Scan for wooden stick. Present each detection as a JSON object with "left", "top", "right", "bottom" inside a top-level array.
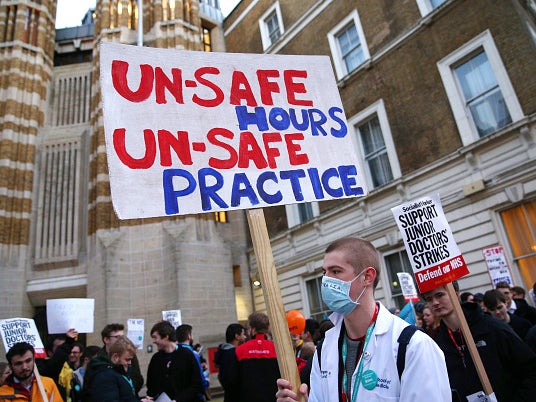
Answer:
[
  {"left": 34, "top": 366, "right": 50, "bottom": 402},
  {"left": 247, "top": 208, "right": 304, "bottom": 401},
  {"left": 445, "top": 282, "right": 494, "bottom": 395}
]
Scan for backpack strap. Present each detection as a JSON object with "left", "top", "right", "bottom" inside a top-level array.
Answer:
[{"left": 396, "top": 325, "right": 423, "bottom": 380}]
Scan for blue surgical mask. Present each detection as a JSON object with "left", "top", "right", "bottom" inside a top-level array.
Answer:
[{"left": 321, "top": 270, "right": 368, "bottom": 316}]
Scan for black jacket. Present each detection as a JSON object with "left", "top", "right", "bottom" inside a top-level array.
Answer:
[
  {"left": 434, "top": 302, "right": 536, "bottom": 402},
  {"left": 214, "top": 343, "right": 239, "bottom": 402},
  {"left": 514, "top": 298, "right": 536, "bottom": 325},
  {"left": 146, "top": 346, "right": 203, "bottom": 401},
  {"left": 87, "top": 355, "right": 139, "bottom": 402}
]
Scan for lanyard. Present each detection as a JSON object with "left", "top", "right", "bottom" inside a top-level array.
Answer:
[
  {"left": 447, "top": 327, "right": 467, "bottom": 368},
  {"left": 121, "top": 374, "right": 135, "bottom": 394},
  {"left": 341, "top": 305, "right": 379, "bottom": 402}
]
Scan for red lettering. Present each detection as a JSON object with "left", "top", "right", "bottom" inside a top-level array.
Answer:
[
  {"left": 238, "top": 132, "right": 268, "bottom": 169},
  {"left": 230, "top": 71, "right": 258, "bottom": 106},
  {"left": 285, "top": 133, "right": 309, "bottom": 165},
  {"left": 262, "top": 133, "right": 282, "bottom": 168},
  {"left": 257, "top": 70, "right": 280, "bottom": 106},
  {"left": 113, "top": 128, "right": 156, "bottom": 169},
  {"left": 155, "top": 67, "right": 184, "bottom": 104},
  {"left": 111, "top": 60, "right": 153, "bottom": 102},
  {"left": 192, "top": 67, "right": 224, "bottom": 107},
  {"left": 207, "top": 128, "right": 237, "bottom": 169},
  {"left": 284, "top": 70, "right": 313, "bottom": 107},
  {"left": 157, "top": 130, "right": 192, "bottom": 166}
]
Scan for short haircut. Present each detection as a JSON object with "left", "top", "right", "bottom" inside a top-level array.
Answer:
[
  {"left": 495, "top": 281, "right": 510, "bottom": 290},
  {"left": 150, "top": 320, "right": 177, "bottom": 342},
  {"left": 108, "top": 337, "right": 136, "bottom": 358},
  {"left": 6, "top": 342, "right": 34, "bottom": 364},
  {"left": 70, "top": 342, "right": 84, "bottom": 353},
  {"left": 483, "top": 289, "right": 506, "bottom": 311},
  {"left": 225, "top": 323, "right": 245, "bottom": 343},
  {"left": 304, "top": 318, "right": 320, "bottom": 337},
  {"left": 101, "top": 323, "right": 125, "bottom": 341},
  {"left": 460, "top": 292, "right": 473, "bottom": 302},
  {"left": 176, "top": 324, "right": 193, "bottom": 343},
  {"left": 511, "top": 286, "right": 525, "bottom": 296},
  {"left": 325, "top": 237, "right": 381, "bottom": 288},
  {"left": 81, "top": 345, "right": 101, "bottom": 362},
  {"left": 248, "top": 312, "right": 270, "bottom": 334},
  {"left": 45, "top": 334, "right": 66, "bottom": 354}
]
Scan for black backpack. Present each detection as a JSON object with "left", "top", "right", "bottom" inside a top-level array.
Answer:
[{"left": 316, "top": 325, "right": 422, "bottom": 380}]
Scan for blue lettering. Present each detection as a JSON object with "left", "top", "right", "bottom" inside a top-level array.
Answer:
[
  {"left": 307, "top": 168, "right": 325, "bottom": 199},
  {"left": 163, "top": 169, "right": 197, "bottom": 214},
  {"left": 289, "top": 109, "right": 309, "bottom": 131},
  {"left": 268, "top": 107, "right": 291, "bottom": 131},
  {"left": 321, "top": 167, "right": 343, "bottom": 197},
  {"left": 231, "top": 173, "right": 260, "bottom": 207},
  {"left": 235, "top": 106, "right": 269, "bottom": 131},
  {"left": 257, "top": 171, "right": 282, "bottom": 204},
  {"left": 338, "top": 165, "right": 364, "bottom": 196},
  {"left": 329, "top": 107, "right": 348, "bottom": 138},
  {"left": 280, "top": 169, "right": 306, "bottom": 201},
  {"left": 308, "top": 109, "right": 328, "bottom": 136},
  {"left": 198, "top": 168, "right": 228, "bottom": 210}
]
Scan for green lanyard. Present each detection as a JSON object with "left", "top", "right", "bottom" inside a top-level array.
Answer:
[{"left": 341, "top": 321, "right": 376, "bottom": 402}]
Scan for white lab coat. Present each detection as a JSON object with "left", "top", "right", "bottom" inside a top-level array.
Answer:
[{"left": 309, "top": 302, "right": 451, "bottom": 402}]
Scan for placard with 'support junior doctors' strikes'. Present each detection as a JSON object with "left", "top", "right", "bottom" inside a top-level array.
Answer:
[
  {"left": 391, "top": 193, "right": 470, "bottom": 293},
  {"left": 100, "top": 42, "right": 367, "bottom": 220}
]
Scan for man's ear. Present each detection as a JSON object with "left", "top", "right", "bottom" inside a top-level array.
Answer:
[
  {"left": 364, "top": 266, "right": 377, "bottom": 286},
  {"left": 110, "top": 353, "right": 119, "bottom": 364}
]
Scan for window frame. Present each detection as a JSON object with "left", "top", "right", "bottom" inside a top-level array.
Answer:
[
  {"left": 285, "top": 202, "right": 319, "bottom": 228},
  {"left": 437, "top": 30, "right": 524, "bottom": 146},
  {"left": 327, "top": 9, "right": 370, "bottom": 80},
  {"left": 347, "top": 99, "right": 401, "bottom": 190},
  {"left": 259, "top": 1, "right": 284, "bottom": 50},
  {"left": 415, "top": 0, "right": 447, "bottom": 16},
  {"left": 382, "top": 248, "right": 415, "bottom": 309},
  {"left": 303, "top": 274, "right": 331, "bottom": 322}
]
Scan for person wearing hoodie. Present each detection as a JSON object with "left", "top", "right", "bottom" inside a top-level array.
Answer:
[
  {"left": 423, "top": 283, "right": 536, "bottom": 401},
  {"left": 213, "top": 323, "right": 246, "bottom": 402},
  {"left": 87, "top": 337, "right": 151, "bottom": 402}
]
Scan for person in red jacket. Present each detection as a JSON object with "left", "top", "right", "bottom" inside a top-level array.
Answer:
[{"left": 233, "top": 312, "right": 281, "bottom": 402}]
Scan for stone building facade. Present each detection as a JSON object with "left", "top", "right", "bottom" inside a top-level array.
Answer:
[
  {"left": 0, "top": 0, "right": 253, "bottom": 377},
  {"left": 224, "top": 0, "right": 536, "bottom": 318}
]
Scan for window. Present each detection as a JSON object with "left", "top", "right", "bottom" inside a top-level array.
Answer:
[
  {"left": 327, "top": 10, "right": 370, "bottom": 80},
  {"left": 501, "top": 200, "right": 536, "bottom": 290},
  {"left": 384, "top": 250, "right": 415, "bottom": 309},
  {"left": 453, "top": 51, "right": 512, "bottom": 137},
  {"left": 348, "top": 99, "right": 401, "bottom": 190},
  {"left": 416, "top": 0, "right": 446, "bottom": 16},
  {"left": 285, "top": 202, "right": 319, "bottom": 228},
  {"left": 214, "top": 211, "right": 227, "bottom": 222},
  {"left": 437, "top": 30, "right": 523, "bottom": 146},
  {"left": 201, "top": 27, "right": 212, "bottom": 52},
  {"left": 259, "top": 2, "right": 284, "bottom": 50},
  {"left": 305, "top": 276, "right": 331, "bottom": 322}
]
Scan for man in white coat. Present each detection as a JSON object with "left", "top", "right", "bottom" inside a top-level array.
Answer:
[{"left": 276, "top": 237, "right": 451, "bottom": 402}]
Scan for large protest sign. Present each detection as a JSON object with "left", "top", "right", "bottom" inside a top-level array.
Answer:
[
  {"left": 100, "top": 42, "right": 367, "bottom": 219},
  {"left": 391, "top": 193, "right": 469, "bottom": 293},
  {"left": 46, "top": 298, "right": 95, "bottom": 334},
  {"left": 0, "top": 318, "right": 46, "bottom": 358},
  {"left": 482, "top": 245, "right": 514, "bottom": 286}
]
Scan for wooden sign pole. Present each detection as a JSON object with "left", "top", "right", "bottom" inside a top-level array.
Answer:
[
  {"left": 34, "top": 366, "right": 50, "bottom": 402},
  {"left": 445, "top": 282, "right": 494, "bottom": 396},
  {"left": 247, "top": 208, "right": 304, "bottom": 401}
]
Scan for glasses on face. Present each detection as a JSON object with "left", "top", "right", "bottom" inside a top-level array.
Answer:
[{"left": 70, "top": 351, "right": 81, "bottom": 355}]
